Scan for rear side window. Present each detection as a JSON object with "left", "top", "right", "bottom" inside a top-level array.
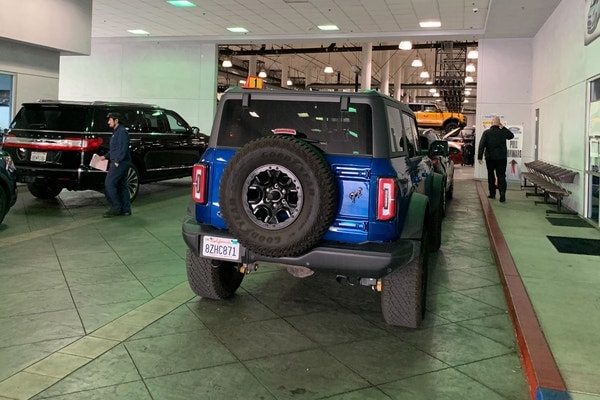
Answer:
[
  {"left": 217, "top": 98, "right": 372, "bottom": 155},
  {"left": 11, "top": 105, "right": 88, "bottom": 132},
  {"left": 91, "top": 108, "right": 138, "bottom": 132},
  {"left": 401, "top": 112, "right": 420, "bottom": 157}
]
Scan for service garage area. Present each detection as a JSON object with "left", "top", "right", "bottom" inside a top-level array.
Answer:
[{"left": 1, "top": 1, "right": 600, "bottom": 399}]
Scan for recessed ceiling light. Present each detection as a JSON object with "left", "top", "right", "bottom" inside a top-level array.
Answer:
[
  {"left": 227, "top": 27, "right": 249, "bottom": 33},
  {"left": 419, "top": 21, "right": 441, "bottom": 28},
  {"left": 318, "top": 25, "right": 339, "bottom": 31},
  {"left": 127, "top": 29, "right": 150, "bottom": 35},
  {"left": 167, "top": 0, "right": 196, "bottom": 7}
]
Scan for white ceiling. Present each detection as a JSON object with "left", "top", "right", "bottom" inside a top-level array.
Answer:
[
  {"left": 89, "top": 0, "right": 562, "bottom": 104},
  {"left": 91, "top": 0, "right": 561, "bottom": 42}
]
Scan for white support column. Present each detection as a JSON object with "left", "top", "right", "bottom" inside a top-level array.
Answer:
[
  {"left": 360, "top": 43, "right": 373, "bottom": 90},
  {"left": 380, "top": 50, "right": 390, "bottom": 95},
  {"left": 248, "top": 55, "right": 257, "bottom": 77},
  {"left": 280, "top": 57, "right": 290, "bottom": 88},
  {"left": 393, "top": 56, "right": 403, "bottom": 101}
]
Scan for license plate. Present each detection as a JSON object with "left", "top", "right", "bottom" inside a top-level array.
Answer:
[
  {"left": 30, "top": 151, "right": 47, "bottom": 162},
  {"left": 201, "top": 236, "right": 241, "bottom": 261}
]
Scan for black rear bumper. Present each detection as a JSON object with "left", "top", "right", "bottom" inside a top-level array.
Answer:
[
  {"left": 182, "top": 217, "right": 418, "bottom": 278},
  {"left": 16, "top": 165, "right": 106, "bottom": 190}
]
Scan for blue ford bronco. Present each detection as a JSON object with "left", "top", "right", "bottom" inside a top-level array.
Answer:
[{"left": 182, "top": 88, "right": 448, "bottom": 328}]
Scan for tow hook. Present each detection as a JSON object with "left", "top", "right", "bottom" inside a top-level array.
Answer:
[{"left": 239, "top": 263, "right": 259, "bottom": 274}]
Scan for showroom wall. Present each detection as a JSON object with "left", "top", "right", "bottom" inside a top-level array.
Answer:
[
  {"left": 59, "top": 40, "right": 218, "bottom": 134},
  {"left": 0, "top": 39, "right": 61, "bottom": 110},
  {"left": 530, "top": 0, "right": 599, "bottom": 213}
]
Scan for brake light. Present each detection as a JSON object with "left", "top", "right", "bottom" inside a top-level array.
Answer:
[
  {"left": 192, "top": 164, "right": 208, "bottom": 204},
  {"left": 377, "top": 177, "right": 396, "bottom": 221},
  {"left": 2, "top": 135, "right": 103, "bottom": 151}
]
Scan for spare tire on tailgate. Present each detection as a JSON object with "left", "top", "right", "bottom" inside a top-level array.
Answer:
[{"left": 219, "top": 135, "right": 338, "bottom": 257}]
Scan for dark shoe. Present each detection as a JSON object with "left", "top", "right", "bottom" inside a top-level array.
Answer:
[{"left": 499, "top": 193, "right": 506, "bottom": 203}]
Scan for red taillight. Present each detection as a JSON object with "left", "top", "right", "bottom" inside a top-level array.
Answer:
[
  {"left": 192, "top": 164, "right": 208, "bottom": 204},
  {"left": 377, "top": 177, "right": 396, "bottom": 221},
  {"left": 2, "top": 135, "right": 103, "bottom": 151}
]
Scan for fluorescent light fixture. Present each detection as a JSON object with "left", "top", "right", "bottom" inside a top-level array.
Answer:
[
  {"left": 425, "top": 80, "right": 433, "bottom": 85},
  {"left": 287, "top": 79, "right": 293, "bottom": 86},
  {"left": 467, "top": 50, "right": 479, "bottom": 59},
  {"left": 419, "top": 20, "right": 441, "bottom": 28},
  {"left": 324, "top": 66, "right": 334, "bottom": 74},
  {"left": 227, "top": 27, "right": 248, "bottom": 33},
  {"left": 420, "top": 70, "right": 430, "bottom": 78},
  {"left": 466, "top": 63, "right": 476, "bottom": 72},
  {"left": 411, "top": 58, "right": 423, "bottom": 67},
  {"left": 258, "top": 70, "right": 267, "bottom": 78},
  {"left": 222, "top": 59, "right": 233, "bottom": 68},
  {"left": 398, "top": 41, "right": 412, "bottom": 50},
  {"left": 465, "top": 76, "right": 474, "bottom": 83},
  {"left": 318, "top": 24, "right": 339, "bottom": 31},
  {"left": 128, "top": 29, "right": 149, "bottom": 35},
  {"left": 167, "top": 0, "right": 196, "bottom": 7}
]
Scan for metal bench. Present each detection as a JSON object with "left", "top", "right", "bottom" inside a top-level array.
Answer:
[{"left": 522, "top": 161, "right": 578, "bottom": 213}]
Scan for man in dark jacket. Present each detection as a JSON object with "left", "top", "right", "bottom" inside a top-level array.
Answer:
[
  {"left": 99, "top": 112, "right": 132, "bottom": 217},
  {"left": 477, "top": 116, "right": 515, "bottom": 202}
]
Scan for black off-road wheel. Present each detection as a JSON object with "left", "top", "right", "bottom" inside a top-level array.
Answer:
[
  {"left": 0, "top": 189, "right": 7, "bottom": 224},
  {"left": 27, "top": 182, "right": 63, "bottom": 199},
  {"left": 127, "top": 164, "right": 140, "bottom": 201},
  {"left": 186, "top": 250, "right": 244, "bottom": 299},
  {"left": 381, "top": 223, "right": 429, "bottom": 328},
  {"left": 444, "top": 121, "right": 459, "bottom": 133},
  {"left": 428, "top": 192, "right": 443, "bottom": 252},
  {"left": 219, "top": 136, "right": 338, "bottom": 257}
]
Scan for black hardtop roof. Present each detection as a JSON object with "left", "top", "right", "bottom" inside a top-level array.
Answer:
[
  {"left": 22, "top": 100, "right": 162, "bottom": 108},
  {"left": 221, "top": 88, "right": 413, "bottom": 112}
]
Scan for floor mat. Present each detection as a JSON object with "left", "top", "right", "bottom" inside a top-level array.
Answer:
[
  {"left": 547, "top": 236, "right": 600, "bottom": 256},
  {"left": 546, "top": 217, "right": 592, "bottom": 227}
]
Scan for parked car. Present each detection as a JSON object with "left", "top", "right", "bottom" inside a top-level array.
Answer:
[
  {"left": 444, "top": 126, "right": 476, "bottom": 166},
  {"left": 0, "top": 149, "right": 17, "bottom": 224},
  {"left": 2, "top": 101, "right": 209, "bottom": 200},
  {"left": 419, "top": 128, "right": 454, "bottom": 205},
  {"left": 407, "top": 102, "right": 466, "bottom": 133},
  {"left": 182, "top": 88, "right": 447, "bottom": 328}
]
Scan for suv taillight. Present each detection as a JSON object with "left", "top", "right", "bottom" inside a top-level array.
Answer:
[
  {"left": 377, "top": 177, "right": 396, "bottom": 221},
  {"left": 2, "top": 135, "right": 103, "bottom": 151},
  {"left": 192, "top": 164, "right": 208, "bottom": 204}
]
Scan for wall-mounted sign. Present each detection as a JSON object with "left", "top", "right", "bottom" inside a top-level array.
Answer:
[{"left": 585, "top": 0, "right": 600, "bottom": 45}]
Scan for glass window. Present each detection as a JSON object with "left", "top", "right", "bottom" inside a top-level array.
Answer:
[
  {"left": 140, "top": 110, "right": 168, "bottom": 133},
  {"left": 165, "top": 111, "right": 189, "bottom": 134},
  {"left": 12, "top": 105, "right": 88, "bottom": 132},
  {"left": 402, "top": 112, "right": 419, "bottom": 156},
  {"left": 386, "top": 105, "right": 404, "bottom": 154},
  {"left": 91, "top": 108, "right": 138, "bottom": 132},
  {"left": 217, "top": 98, "right": 372, "bottom": 155}
]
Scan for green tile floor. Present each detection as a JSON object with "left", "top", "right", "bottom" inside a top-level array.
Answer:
[{"left": 0, "top": 167, "right": 594, "bottom": 399}]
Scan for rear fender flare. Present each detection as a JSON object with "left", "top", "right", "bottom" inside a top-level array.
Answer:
[
  {"left": 427, "top": 172, "right": 444, "bottom": 213},
  {"left": 400, "top": 192, "right": 428, "bottom": 240}
]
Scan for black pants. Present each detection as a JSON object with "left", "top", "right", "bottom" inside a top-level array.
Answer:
[{"left": 485, "top": 158, "right": 507, "bottom": 197}]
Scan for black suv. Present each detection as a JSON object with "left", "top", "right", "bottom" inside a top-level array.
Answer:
[
  {"left": 2, "top": 101, "right": 209, "bottom": 200},
  {"left": 0, "top": 148, "right": 17, "bottom": 224},
  {"left": 182, "top": 89, "right": 447, "bottom": 328}
]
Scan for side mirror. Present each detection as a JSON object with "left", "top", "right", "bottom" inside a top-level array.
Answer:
[
  {"left": 429, "top": 140, "right": 449, "bottom": 157},
  {"left": 191, "top": 126, "right": 200, "bottom": 135}
]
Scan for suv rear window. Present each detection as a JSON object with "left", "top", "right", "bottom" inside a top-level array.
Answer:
[
  {"left": 217, "top": 99, "right": 372, "bottom": 155},
  {"left": 11, "top": 105, "right": 88, "bottom": 132}
]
